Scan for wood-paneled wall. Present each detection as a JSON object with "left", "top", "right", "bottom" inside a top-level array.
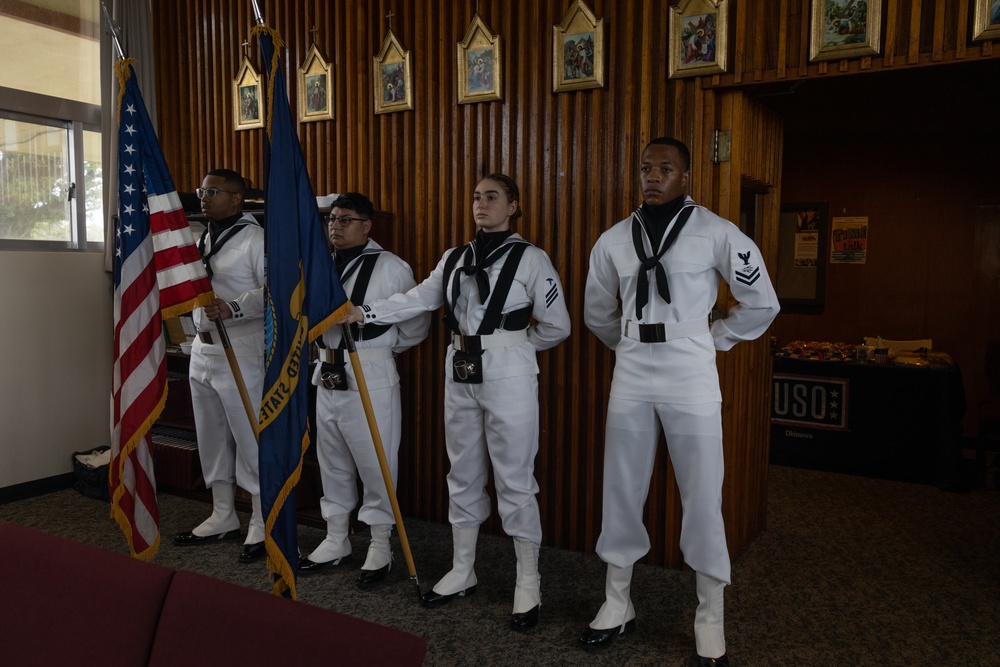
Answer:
[
  {"left": 150, "top": 0, "right": 782, "bottom": 568},
  {"left": 711, "top": 0, "right": 996, "bottom": 87}
]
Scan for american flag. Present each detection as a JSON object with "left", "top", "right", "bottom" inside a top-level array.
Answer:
[{"left": 110, "top": 59, "right": 214, "bottom": 560}]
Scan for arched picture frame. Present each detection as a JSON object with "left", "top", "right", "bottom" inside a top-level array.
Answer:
[
  {"left": 233, "top": 56, "right": 263, "bottom": 131},
  {"left": 552, "top": 0, "right": 604, "bottom": 93},
  {"left": 458, "top": 14, "right": 502, "bottom": 104},
  {"left": 298, "top": 43, "right": 333, "bottom": 123},
  {"left": 373, "top": 29, "right": 413, "bottom": 114}
]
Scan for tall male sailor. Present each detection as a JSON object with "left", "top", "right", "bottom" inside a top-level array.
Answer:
[
  {"left": 174, "top": 169, "right": 267, "bottom": 564},
  {"left": 580, "top": 138, "right": 779, "bottom": 666}
]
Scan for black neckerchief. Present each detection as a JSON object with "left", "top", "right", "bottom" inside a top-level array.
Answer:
[
  {"left": 198, "top": 212, "right": 246, "bottom": 279},
  {"left": 475, "top": 229, "right": 512, "bottom": 256},
  {"left": 640, "top": 196, "right": 686, "bottom": 250},
  {"left": 631, "top": 198, "right": 694, "bottom": 319},
  {"left": 333, "top": 242, "right": 367, "bottom": 280},
  {"left": 459, "top": 230, "right": 514, "bottom": 303}
]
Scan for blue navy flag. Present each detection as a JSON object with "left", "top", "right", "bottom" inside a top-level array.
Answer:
[{"left": 253, "top": 25, "right": 350, "bottom": 599}]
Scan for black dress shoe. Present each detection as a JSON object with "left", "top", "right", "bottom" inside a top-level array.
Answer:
[
  {"left": 697, "top": 655, "right": 730, "bottom": 666},
  {"left": 173, "top": 529, "right": 240, "bottom": 546},
  {"left": 357, "top": 562, "right": 391, "bottom": 589},
  {"left": 577, "top": 619, "right": 636, "bottom": 650},
  {"left": 238, "top": 542, "right": 265, "bottom": 563},
  {"left": 509, "top": 605, "right": 539, "bottom": 631},
  {"left": 297, "top": 553, "right": 353, "bottom": 573},
  {"left": 419, "top": 585, "right": 477, "bottom": 608}
]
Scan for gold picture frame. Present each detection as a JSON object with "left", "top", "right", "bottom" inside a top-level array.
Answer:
[
  {"left": 552, "top": 0, "right": 604, "bottom": 93},
  {"left": 458, "top": 14, "right": 502, "bottom": 104},
  {"left": 298, "top": 43, "right": 333, "bottom": 123},
  {"left": 809, "top": 0, "right": 883, "bottom": 62},
  {"left": 233, "top": 56, "right": 263, "bottom": 131},
  {"left": 668, "top": 0, "right": 729, "bottom": 79},
  {"left": 972, "top": 0, "right": 1000, "bottom": 41},
  {"left": 373, "top": 29, "right": 413, "bottom": 115}
]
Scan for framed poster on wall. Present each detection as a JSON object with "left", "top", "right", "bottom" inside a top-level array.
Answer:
[{"left": 776, "top": 202, "right": 828, "bottom": 307}]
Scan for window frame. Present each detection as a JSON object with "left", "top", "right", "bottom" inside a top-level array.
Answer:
[{"left": 0, "top": 85, "right": 103, "bottom": 252}]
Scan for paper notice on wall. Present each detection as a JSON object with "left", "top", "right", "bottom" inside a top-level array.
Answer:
[
  {"left": 793, "top": 231, "right": 820, "bottom": 267},
  {"left": 831, "top": 216, "right": 868, "bottom": 264}
]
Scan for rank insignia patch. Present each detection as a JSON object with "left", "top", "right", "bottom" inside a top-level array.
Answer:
[
  {"left": 545, "top": 277, "right": 559, "bottom": 308},
  {"left": 734, "top": 250, "right": 760, "bottom": 286}
]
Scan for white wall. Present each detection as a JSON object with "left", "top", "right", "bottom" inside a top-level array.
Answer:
[{"left": 0, "top": 251, "right": 113, "bottom": 488}]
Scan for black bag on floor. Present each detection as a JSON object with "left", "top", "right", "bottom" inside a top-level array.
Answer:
[{"left": 72, "top": 446, "right": 111, "bottom": 501}]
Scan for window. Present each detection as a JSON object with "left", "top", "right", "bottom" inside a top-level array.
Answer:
[
  {"left": 0, "top": 100, "right": 102, "bottom": 249},
  {"left": 0, "top": 0, "right": 102, "bottom": 251}
]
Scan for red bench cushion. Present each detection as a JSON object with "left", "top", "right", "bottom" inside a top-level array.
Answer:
[
  {"left": 149, "top": 570, "right": 426, "bottom": 667},
  {"left": 0, "top": 522, "right": 175, "bottom": 667}
]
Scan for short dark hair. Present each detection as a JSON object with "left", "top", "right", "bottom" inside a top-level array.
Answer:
[
  {"left": 483, "top": 173, "right": 522, "bottom": 220},
  {"left": 331, "top": 192, "right": 374, "bottom": 219},
  {"left": 644, "top": 137, "right": 691, "bottom": 172},
  {"left": 206, "top": 169, "right": 247, "bottom": 195}
]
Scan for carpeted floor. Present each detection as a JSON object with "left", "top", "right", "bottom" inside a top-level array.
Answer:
[{"left": 1, "top": 465, "right": 997, "bottom": 666}]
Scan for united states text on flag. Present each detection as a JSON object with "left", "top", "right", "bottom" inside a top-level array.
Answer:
[
  {"left": 253, "top": 25, "right": 350, "bottom": 598},
  {"left": 110, "top": 59, "right": 214, "bottom": 560}
]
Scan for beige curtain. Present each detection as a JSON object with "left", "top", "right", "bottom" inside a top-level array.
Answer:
[{"left": 102, "top": 0, "right": 156, "bottom": 271}]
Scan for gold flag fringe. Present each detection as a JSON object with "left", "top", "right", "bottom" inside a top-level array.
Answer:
[
  {"left": 161, "top": 292, "right": 215, "bottom": 323},
  {"left": 310, "top": 301, "right": 352, "bottom": 345},
  {"left": 249, "top": 24, "right": 285, "bottom": 143},
  {"left": 113, "top": 58, "right": 136, "bottom": 125},
  {"left": 264, "top": 426, "right": 310, "bottom": 600}
]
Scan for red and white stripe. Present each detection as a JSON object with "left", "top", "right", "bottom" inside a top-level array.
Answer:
[{"left": 111, "top": 224, "right": 164, "bottom": 561}]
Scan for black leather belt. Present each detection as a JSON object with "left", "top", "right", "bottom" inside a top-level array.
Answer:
[{"left": 198, "top": 331, "right": 214, "bottom": 344}]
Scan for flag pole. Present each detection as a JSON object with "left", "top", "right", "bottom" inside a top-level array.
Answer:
[
  {"left": 213, "top": 315, "right": 260, "bottom": 442},
  {"left": 340, "top": 322, "right": 422, "bottom": 602},
  {"left": 100, "top": 1, "right": 124, "bottom": 61}
]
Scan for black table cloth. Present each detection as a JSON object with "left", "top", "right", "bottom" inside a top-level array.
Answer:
[{"left": 770, "top": 356, "right": 965, "bottom": 488}]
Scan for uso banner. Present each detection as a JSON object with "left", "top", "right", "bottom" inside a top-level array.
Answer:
[{"left": 772, "top": 373, "right": 849, "bottom": 431}]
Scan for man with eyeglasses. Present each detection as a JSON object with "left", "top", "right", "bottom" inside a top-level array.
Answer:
[
  {"left": 173, "top": 169, "right": 268, "bottom": 565},
  {"left": 299, "top": 192, "right": 429, "bottom": 589}
]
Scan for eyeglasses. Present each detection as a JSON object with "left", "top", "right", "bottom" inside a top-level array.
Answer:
[
  {"left": 326, "top": 215, "right": 368, "bottom": 227},
  {"left": 196, "top": 187, "right": 239, "bottom": 199}
]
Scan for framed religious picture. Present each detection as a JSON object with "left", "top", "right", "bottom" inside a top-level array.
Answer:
[
  {"left": 668, "top": 0, "right": 729, "bottom": 79},
  {"left": 809, "top": 0, "right": 883, "bottom": 62},
  {"left": 972, "top": 0, "right": 1000, "bottom": 41},
  {"left": 552, "top": 0, "right": 604, "bottom": 93},
  {"left": 373, "top": 29, "right": 413, "bottom": 114},
  {"left": 233, "top": 56, "right": 263, "bottom": 131},
  {"left": 457, "top": 14, "right": 502, "bottom": 104},
  {"left": 298, "top": 43, "right": 333, "bottom": 123}
]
